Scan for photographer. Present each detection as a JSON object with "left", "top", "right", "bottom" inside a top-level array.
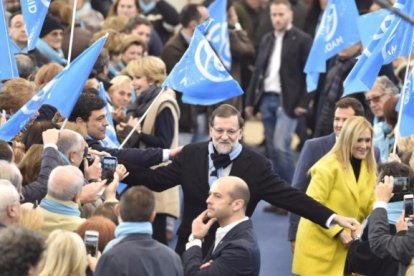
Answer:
[{"left": 368, "top": 167, "right": 414, "bottom": 276}]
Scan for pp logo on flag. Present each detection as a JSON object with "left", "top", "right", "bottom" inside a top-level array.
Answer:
[
  {"left": 324, "top": 4, "right": 338, "bottom": 42},
  {"left": 206, "top": 22, "right": 231, "bottom": 69},
  {"left": 195, "top": 39, "right": 231, "bottom": 83}
]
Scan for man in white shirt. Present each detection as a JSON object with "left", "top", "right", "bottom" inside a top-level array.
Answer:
[{"left": 182, "top": 176, "right": 260, "bottom": 276}]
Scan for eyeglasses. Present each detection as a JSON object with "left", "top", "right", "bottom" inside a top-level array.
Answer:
[
  {"left": 366, "top": 94, "right": 385, "bottom": 105},
  {"left": 212, "top": 127, "right": 240, "bottom": 136}
]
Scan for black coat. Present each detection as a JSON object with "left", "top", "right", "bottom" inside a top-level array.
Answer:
[
  {"left": 182, "top": 220, "right": 260, "bottom": 276},
  {"left": 246, "top": 27, "right": 312, "bottom": 117},
  {"left": 124, "top": 141, "right": 334, "bottom": 255}
]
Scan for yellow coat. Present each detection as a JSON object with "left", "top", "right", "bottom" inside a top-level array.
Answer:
[{"left": 292, "top": 153, "right": 376, "bottom": 276}]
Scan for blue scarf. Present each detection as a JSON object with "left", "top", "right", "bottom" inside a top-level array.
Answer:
[
  {"left": 208, "top": 141, "right": 242, "bottom": 186},
  {"left": 139, "top": 0, "right": 156, "bottom": 14},
  {"left": 36, "top": 39, "right": 67, "bottom": 66},
  {"left": 39, "top": 196, "right": 81, "bottom": 217},
  {"left": 103, "top": 222, "right": 153, "bottom": 253}
]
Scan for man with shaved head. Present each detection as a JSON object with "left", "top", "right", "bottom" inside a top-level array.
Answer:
[
  {"left": 36, "top": 165, "right": 86, "bottom": 236},
  {"left": 182, "top": 176, "right": 260, "bottom": 276}
]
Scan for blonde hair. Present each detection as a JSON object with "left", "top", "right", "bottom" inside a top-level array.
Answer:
[
  {"left": 102, "top": 15, "right": 129, "bottom": 33},
  {"left": 34, "top": 63, "right": 64, "bottom": 89},
  {"left": 39, "top": 230, "right": 87, "bottom": 276},
  {"left": 123, "top": 56, "right": 166, "bottom": 86},
  {"left": 329, "top": 116, "right": 376, "bottom": 173},
  {"left": 109, "top": 75, "right": 133, "bottom": 95}
]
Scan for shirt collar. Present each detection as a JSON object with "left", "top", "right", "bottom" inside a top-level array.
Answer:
[{"left": 216, "top": 216, "right": 249, "bottom": 240}]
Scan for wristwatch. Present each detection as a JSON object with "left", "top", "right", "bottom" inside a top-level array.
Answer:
[{"left": 188, "top": 233, "right": 203, "bottom": 242}]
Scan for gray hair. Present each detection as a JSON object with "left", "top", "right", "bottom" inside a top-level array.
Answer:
[
  {"left": 56, "top": 129, "right": 84, "bottom": 156},
  {"left": 47, "top": 166, "right": 84, "bottom": 201},
  {"left": 375, "top": 76, "right": 399, "bottom": 96},
  {"left": 0, "top": 179, "right": 20, "bottom": 214},
  {"left": 0, "top": 161, "right": 22, "bottom": 193}
]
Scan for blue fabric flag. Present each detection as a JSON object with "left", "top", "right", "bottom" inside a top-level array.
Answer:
[
  {"left": 206, "top": 0, "right": 231, "bottom": 70},
  {"left": 162, "top": 28, "right": 243, "bottom": 105},
  {"left": 357, "top": 9, "right": 390, "bottom": 49},
  {"left": 343, "top": 0, "right": 414, "bottom": 96},
  {"left": 98, "top": 83, "right": 121, "bottom": 148},
  {"left": 304, "top": 0, "right": 360, "bottom": 92},
  {"left": 398, "top": 68, "right": 414, "bottom": 137},
  {"left": 21, "top": 0, "right": 50, "bottom": 51},
  {"left": 0, "top": 2, "right": 18, "bottom": 81},
  {"left": 0, "top": 35, "right": 107, "bottom": 141}
]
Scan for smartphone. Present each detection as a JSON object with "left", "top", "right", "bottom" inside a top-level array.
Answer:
[
  {"left": 101, "top": 156, "right": 118, "bottom": 183},
  {"left": 404, "top": 194, "right": 414, "bottom": 221},
  {"left": 84, "top": 230, "right": 99, "bottom": 257}
]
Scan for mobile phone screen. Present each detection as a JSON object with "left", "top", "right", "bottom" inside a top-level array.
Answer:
[
  {"left": 101, "top": 157, "right": 117, "bottom": 183},
  {"left": 404, "top": 197, "right": 414, "bottom": 218},
  {"left": 84, "top": 232, "right": 99, "bottom": 257}
]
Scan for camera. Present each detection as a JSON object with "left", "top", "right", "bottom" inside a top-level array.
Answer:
[
  {"left": 83, "top": 147, "right": 95, "bottom": 166},
  {"left": 101, "top": 156, "right": 118, "bottom": 183},
  {"left": 84, "top": 230, "right": 99, "bottom": 257},
  {"left": 392, "top": 177, "right": 410, "bottom": 194}
]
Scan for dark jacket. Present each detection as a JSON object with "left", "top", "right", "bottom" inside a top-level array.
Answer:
[
  {"left": 94, "top": 233, "right": 183, "bottom": 276},
  {"left": 246, "top": 26, "right": 312, "bottom": 118},
  {"left": 22, "top": 147, "right": 61, "bottom": 204},
  {"left": 124, "top": 141, "right": 334, "bottom": 255},
  {"left": 182, "top": 220, "right": 260, "bottom": 276},
  {"left": 86, "top": 138, "right": 163, "bottom": 169}
]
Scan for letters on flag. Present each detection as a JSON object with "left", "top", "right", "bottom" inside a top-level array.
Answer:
[
  {"left": 0, "top": 35, "right": 107, "bottom": 141},
  {"left": 21, "top": 0, "right": 50, "bottom": 50},
  {"left": 0, "top": 2, "right": 18, "bottom": 80},
  {"left": 343, "top": 0, "right": 414, "bottom": 95},
  {"left": 304, "top": 0, "right": 360, "bottom": 92},
  {"left": 98, "top": 83, "right": 121, "bottom": 148},
  {"left": 206, "top": 0, "right": 231, "bottom": 70},
  {"left": 398, "top": 68, "right": 414, "bottom": 137},
  {"left": 162, "top": 28, "right": 243, "bottom": 105}
]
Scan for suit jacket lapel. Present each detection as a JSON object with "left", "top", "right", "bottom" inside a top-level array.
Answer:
[
  {"left": 229, "top": 146, "right": 252, "bottom": 177},
  {"left": 207, "top": 220, "right": 252, "bottom": 260},
  {"left": 195, "top": 142, "right": 212, "bottom": 196}
]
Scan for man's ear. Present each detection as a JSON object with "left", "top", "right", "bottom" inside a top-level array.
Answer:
[
  {"left": 149, "top": 211, "right": 156, "bottom": 223},
  {"left": 6, "top": 204, "right": 19, "bottom": 219},
  {"left": 232, "top": 199, "right": 244, "bottom": 212},
  {"left": 114, "top": 203, "right": 121, "bottom": 217}
]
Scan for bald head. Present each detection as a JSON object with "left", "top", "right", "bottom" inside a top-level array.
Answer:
[
  {"left": 0, "top": 179, "right": 20, "bottom": 225},
  {"left": 216, "top": 176, "right": 250, "bottom": 209},
  {"left": 57, "top": 129, "right": 84, "bottom": 155},
  {"left": 47, "top": 166, "right": 84, "bottom": 201},
  {"left": 56, "top": 129, "right": 85, "bottom": 166}
]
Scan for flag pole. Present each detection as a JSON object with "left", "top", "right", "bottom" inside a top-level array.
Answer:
[
  {"left": 118, "top": 87, "right": 167, "bottom": 149},
  {"left": 392, "top": 39, "right": 414, "bottom": 154},
  {"left": 61, "top": 0, "right": 78, "bottom": 130}
]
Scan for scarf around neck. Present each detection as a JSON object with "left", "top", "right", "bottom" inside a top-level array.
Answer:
[
  {"left": 103, "top": 221, "right": 153, "bottom": 253},
  {"left": 39, "top": 196, "right": 81, "bottom": 217},
  {"left": 135, "top": 85, "right": 160, "bottom": 117},
  {"left": 208, "top": 141, "right": 242, "bottom": 186}
]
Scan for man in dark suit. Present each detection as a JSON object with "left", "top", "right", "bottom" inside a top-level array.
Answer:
[
  {"left": 125, "top": 104, "right": 360, "bottom": 256},
  {"left": 182, "top": 176, "right": 260, "bottom": 276},
  {"left": 245, "top": 0, "right": 311, "bottom": 184},
  {"left": 288, "top": 97, "right": 365, "bottom": 245}
]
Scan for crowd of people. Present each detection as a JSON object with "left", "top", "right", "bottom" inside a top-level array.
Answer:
[{"left": 1, "top": 0, "right": 414, "bottom": 275}]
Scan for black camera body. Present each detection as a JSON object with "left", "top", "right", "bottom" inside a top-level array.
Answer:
[{"left": 389, "top": 176, "right": 412, "bottom": 202}]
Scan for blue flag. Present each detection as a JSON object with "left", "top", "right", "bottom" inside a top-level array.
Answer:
[
  {"left": 0, "top": 35, "right": 107, "bottom": 141},
  {"left": 398, "top": 68, "right": 414, "bottom": 137},
  {"left": 357, "top": 9, "right": 389, "bottom": 49},
  {"left": 304, "top": 0, "right": 360, "bottom": 92},
  {"left": 21, "top": 0, "right": 50, "bottom": 51},
  {"left": 343, "top": 0, "right": 414, "bottom": 96},
  {"left": 206, "top": 0, "right": 231, "bottom": 70},
  {"left": 162, "top": 28, "right": 243, "bottom": 105},
  {"left": 98, "top": 83, "right": 121, "bottom": 148},
  {"left": 0, "top": 2, "right": 18, "bottom": 81}
]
